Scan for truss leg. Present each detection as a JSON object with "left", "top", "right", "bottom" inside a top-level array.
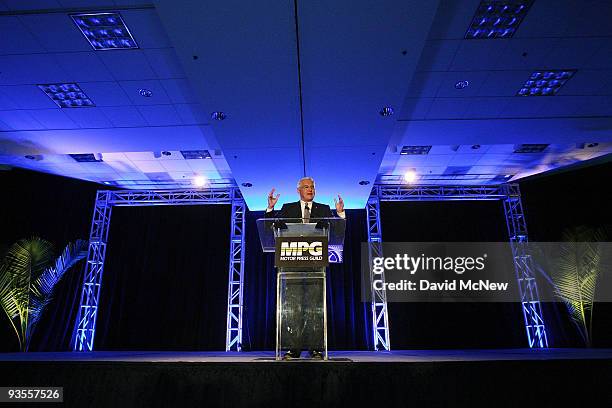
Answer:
[
  {"left": 503, "top": 184, "right": 549, "bottom": 348},
  {"left": 72, "top": 191, "right": 112, "bottom": 351},
  {"left": 366, "top": 188, "right": 391, "bottom": 351},
  {"left": 226, "top": 189, "right": 246, "bottom": 351}
]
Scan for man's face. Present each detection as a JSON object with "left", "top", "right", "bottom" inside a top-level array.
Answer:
[{"left": 297, "top": 180, "right": 315, "bottom": 202}]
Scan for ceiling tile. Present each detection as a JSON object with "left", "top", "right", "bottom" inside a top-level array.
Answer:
[
  {"left": 100, "top": 106, "right": 147, "bottom": 127},
  {"left": 144, "top": 48, "right": 184, "bottom": 78},
  {"left": 124, "top": 152, "right": 155, "bottom": 160},
  {"left": 415, "top": 40, "right": 461, "bottom": 71},
  {"left": 98, "top": 50, "right": 157, "bottom": 81},
  {"left": 119, "top": 80, "right": 171, "bottom": 105},
  {"left": 449, "top": 40, "right": 510, "bottom": 71},
  {"left": 558, "top": 70, "right": 612, "bottom": 96},
  {"left": 426, "top": 98, "right": 471, "bottom": 119},
  {"left": 477, "top": 71, "right": 532, "bottom": 97},
  {"left": 54, "top": 52, "right": 115, "bottom": 82},
  {"left": 175, "top": 104, "right": 208, "bottom": 125},
  {"left": 0, "top": 16, "right": 44, "bottom": 54},
  {"left": 397, "top": 97, "right": 433, "bottom": 120},
  {"left": 464, "top": 97, "right": 508, "bottom": 119},
  {"left": 131, "top": 160, "right": 165, "bottom": 172},
  {"left": 405, "top": 71, "right": 446, "bottom": 98},
  {"left": 586, "top": 40, "right": 612, "bottom": 69},
  {"left": 187, "top": 158, "right": 217, "bottom": 172},
  {"left": 3, "top": 0, "right": 61, "bottom": 10},
  {"left": 498, "top": 97, "right": 546, "bottom": 118},
  {"left": 160, "top": 159, "right": 191, "bottom": 172},
  {"left": 78, "top": 82, "right": 132, "bottom": 106},
  {"left": 120, "top": 9, "right": 173, "bottom": 49},
  {"left": 547, "top": 38, "right": 605, "bottom": 69},
  {"left": 0, "top": 88, "right": 18, "bottom": 110},
  {"left": 476, "top": 154, "right": 511, "bottom": 165},
  {"left": 0, "top": 54, "right": 69, "bottom": 85},
  {"left": 514, "top": 0, "right": 576, "bottom": 38},
  {"left": 63, "top": 107, "right": 113, "bottom": 128},
  {"left": 0, "top": 109, "right": 44, "bottom": 130},
  {"left": 18, "top": 13, "right": 91, "bottom": 52},
  {"left": 137, "top": 105, "right": 181, "bottom": 126},
  {"left": 100, "top": 152, "right": 129, "bottom": 162},
  {"left": 448, "top": 153, "right": 483, "bottom": 165},
  {"left": 58, "top": 0, "right": 114, "bottom": 6},
  {"left": 30, "top": 108, "right": 78, "bottom": 129},
  {"left": 160, "top": 78, "right": 199, "bottom": 104}
]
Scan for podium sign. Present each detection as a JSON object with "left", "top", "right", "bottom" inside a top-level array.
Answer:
[{"left": 275, "top": 236, "right": 329, "bottom": 268}]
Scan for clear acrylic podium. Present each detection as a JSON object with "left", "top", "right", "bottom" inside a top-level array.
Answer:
[{"left": 256, "top": 217, "right": 345, "bottom": 360}]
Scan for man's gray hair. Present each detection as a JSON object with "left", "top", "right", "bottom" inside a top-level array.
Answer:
[{"left": 297, "top": 177, "right": 315, "bottom": 188}]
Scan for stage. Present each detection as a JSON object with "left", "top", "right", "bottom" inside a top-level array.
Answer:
[{"left": 3, "top": 349, "right": 612, "bottom": 407}]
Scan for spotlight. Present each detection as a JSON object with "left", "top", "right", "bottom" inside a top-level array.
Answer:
[
  {"left": 193, "top": 175, "right": 207, "bottom": 187},
  {"left": 138, "top": 89, "right": 153, "bottom": 97},
  {"left": 379, "top": 106, "right": 394, "bottom": 117},
  {"left": 404, "top": 170, "right": 417, "bottom": 183},
  {"left": 455, "top": 80, "right": 470, "bottom": 89},
  {"left": 211, "top": 111, "right": 227, "bottom": 121}
]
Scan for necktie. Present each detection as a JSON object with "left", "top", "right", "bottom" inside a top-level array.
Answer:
[{"left": 303, "top": 203, "right": 310, "bottom": 223}]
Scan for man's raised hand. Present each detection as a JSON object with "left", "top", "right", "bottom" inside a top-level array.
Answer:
[
  {"left": 267, "top": 188, "right": 280, "bottom": 209},
  {"left": 334, "top": 194, "right": 344, "bottom": 214}
]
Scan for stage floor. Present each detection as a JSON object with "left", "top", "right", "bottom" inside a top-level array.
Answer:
[{"left": 2, "top": 348, "right": 612, "bottom": 362}]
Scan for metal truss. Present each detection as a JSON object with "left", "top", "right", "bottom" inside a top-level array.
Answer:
[
  {"left": 366, "top": 190, "right": 391, "bottom": 351},
  {"left": 73, "top": 187, "right": 244, "bottom": 352},
  {"left": 501, "top": 184, "right": 549, "bottom": 348},
  {"left": 226, "top": 189, "right": 246, "bottom": 351},
  {"left": 369, "top": 184, "right": 549, "bottom": 350}
]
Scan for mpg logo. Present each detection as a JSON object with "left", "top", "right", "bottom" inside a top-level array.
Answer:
[{"left": 275, "top": 237, "right": 329, "bottom": 268}]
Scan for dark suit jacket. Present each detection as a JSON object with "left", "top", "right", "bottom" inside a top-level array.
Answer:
[{"left": 265, "top": 201, "right": 334, "bottom": 220}]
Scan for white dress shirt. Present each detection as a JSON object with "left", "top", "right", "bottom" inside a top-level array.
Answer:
[{"left": 266, "top": 199, "right": 346, "bottom": 219}]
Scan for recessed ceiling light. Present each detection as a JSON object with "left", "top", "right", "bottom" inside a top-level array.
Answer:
[
  {"left": 71, "top": 12, "right": 138, "bottom": 50},
  {"left": 587, "top": 143, "right": 599, "bottom": 148},
  {"left": 517, "top": 70, "right": 576, "bottom": 96},
  {"left": 161, "top": 151, "right": 172, "bottom": 156},
  {"left": 241, "top": 182, "right": 253, "bottom": 187},
  {"left": 359, "top": 180, "right": 370, "bottom": 185},
  {"left": 471, "top": 144, "right": 481, "bottom": 149},
  {"left": 379, "top": 106, "right": 394, "bottom": 117},
  {"left": 24, "top": 155, "right": 39, "bottom": 160},
  {"left": 513, "top": 144, "right": 549, "bottom": 153},
  {"left": 180, "top": 150, "right": 211, "bottom": 160},
  {"left": 38, "top": 83, "right": 94, "bottom": 108},
  {"left": 70, "top": 153, "right": 103, "bottom": 162},
  {"left": 465, "top": 1, "right": 534, "bottom": 39},
  {"left": 211, "top": 111, "right": 227, "bottom": 121},
  {"left": 400, "top": 145, "right": 432, "bottom": 155},
  {"left": 138, "top": 88, "right": 153, "bottom": 97},
  {"left": 455, "top": 80, "right": 470, "bottom": 89}
]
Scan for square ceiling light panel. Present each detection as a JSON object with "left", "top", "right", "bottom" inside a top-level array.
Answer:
[
  {"left": 465, "top": 1, "right": 534, "bottom": 39},
  {"left": 71, "top": 12, "right": 138, "bottom": 50},
  {"left": 180, "top": 150, "right": 212, "bottom": 159},
  {"left": 38, "top": 83, "right": 95, "bottom": 108},
  {"left": 400, "top": 145, "right": 432, "bottom": 155},
  {"left": 517, "top": 70, "right": 576, "bottom": 96}
]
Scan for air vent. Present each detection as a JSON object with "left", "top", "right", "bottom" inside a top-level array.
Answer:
[
  {"left": 513, "top": 144, "right": 549, "bottom": 153},
  {"left": 70, "top": 153, "right": 102, "bottom": 163},
  {"left": 180, "top": 150, "right": 211, "bottom": 160},
  {"left": 465, "top": 1, "right": 533, "bottom": 39},
  {"left": 400, "top": 145, "right": 432, "bottom": 155}
]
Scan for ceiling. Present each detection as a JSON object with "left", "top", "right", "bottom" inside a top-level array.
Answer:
[{"left": 0, "top": 0, "right": 610, "bottom": 210}]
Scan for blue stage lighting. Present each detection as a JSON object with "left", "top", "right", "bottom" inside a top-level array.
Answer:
[
  {"left": 517, "top": 70, "right": 576, "bottom": 96},
  {"left": 38, "top": 83, "right": 94, "bottom": 108},
  {"left": 180, "top": 150, "right": 212, "bottom": 160},
  {"left": 71, "top": 12, "right": 138, "bottom": 50},
  {"left": 465, "top": 1, "right": 533, "bottom": 39},
  {"left": 400, "top": 145, "right": 432, "bottom": 155}
]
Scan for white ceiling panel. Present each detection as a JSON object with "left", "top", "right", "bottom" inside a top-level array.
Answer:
[
  {"left": 564, "top": 1, "right": 612, "bottom": 37},
  {"left": 137, "top": 104, "right": 181, "bottom": 126},
  {"left": 63, "top": 107, "right": 113, "bottom": 128},
  {"left": 97, "top": 50, "right": 157, "bottom": 81},
  {"left": 397, "top": 97, "right": 434, "bottom": 120},
  {"left": 547, "top": 38, "right": 606, "bottom": 69},
  {"left": 558, "top": 70, "right": 612, "bottom": 96},
  {"left": 174, "top": 104, "right": 207, "bottom": 125},
  {"left": 54, "top": 52, "right": 115, "bottom": 82},
  {"left": 426, "top": 98, "right": 471, "bottom": 119},
  {"left": 18, "top": 13, "right": 90, "bottom": 52},
  {"left": 144, "top": 48, "right": 184, "bottom": 78},
  {"left": 493, "top": 38, "right": 561, "bottom": 70},
  {"left": 514, "top": 0, "right": 577, "bottom": 38},
  {"left": 449, "top": 40, "right": 510, "bottom": 71},
  {"left": 130, "top": 159, "right": 165, "bottom": 172},
  {"left": 119, "top": 79, "right": 170, "bottom": 105},
  {"left": 0, "top": 54, "right": 69, "bottom": 85},
  {"left": 477, "top": 71, "right": 531, "bottom": 97},
  {"left": 78, "top": 82, "right": 132, "bottom": 106},
  {"left": 498, "top": 97, "right": 547, "bottom": 118},
  {"left": 120, "top": 9, "right": 173, "bottom": 49},
  {"left": 3, "top": 0, "right": 61, "bottom": 11},
  {"left": 29, "top": 108, "right": 78, "bottom": 129},
  {"left": 123, "top": 151, "right": 154, "bottom": 160},
  {"left": 415, "top": 40, "right": 461, "bottom": 71},
  {"left": 573, "top": 96, "right": 612, "bottom": 116},
  {"left": 586, "top": 40, "right": 612, "bottom": 69},
  {"left": 160, "top": 159, "right": 191, "bottom": 172},
  {"left": 100, "top": 106, "right": 147, "bottom": 127},
  {"left": 405, "top": 71, "right": 446, "bottom": 98},
  {"left": 464, "top": 97, "right": 509, "bottom": 119},
  {"left": 426, "top": 0, "right": 480, "bottom": 40},
  {"left": 0, "top": 109, "right": 44, "bottom": 129},
  {"left": 0, "top": 88, "right": 18, "bottom": 110},
  {"left": 0, "top": 16, "right": 44, "bottom": 54},
  {"left": 435, "top": 71, "right": 490, "bottom": 97},
  {"left": 160, "top": 78, "right": 198, "bottom": 104}
]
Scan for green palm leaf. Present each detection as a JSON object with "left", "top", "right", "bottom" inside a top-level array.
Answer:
[{"left": 0, "top": 237, "right": 87, "bottom": 351}]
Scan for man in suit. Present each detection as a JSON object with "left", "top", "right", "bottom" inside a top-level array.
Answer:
[{"left": 266, "top": 177, "right": 345, "bottom": 360}]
